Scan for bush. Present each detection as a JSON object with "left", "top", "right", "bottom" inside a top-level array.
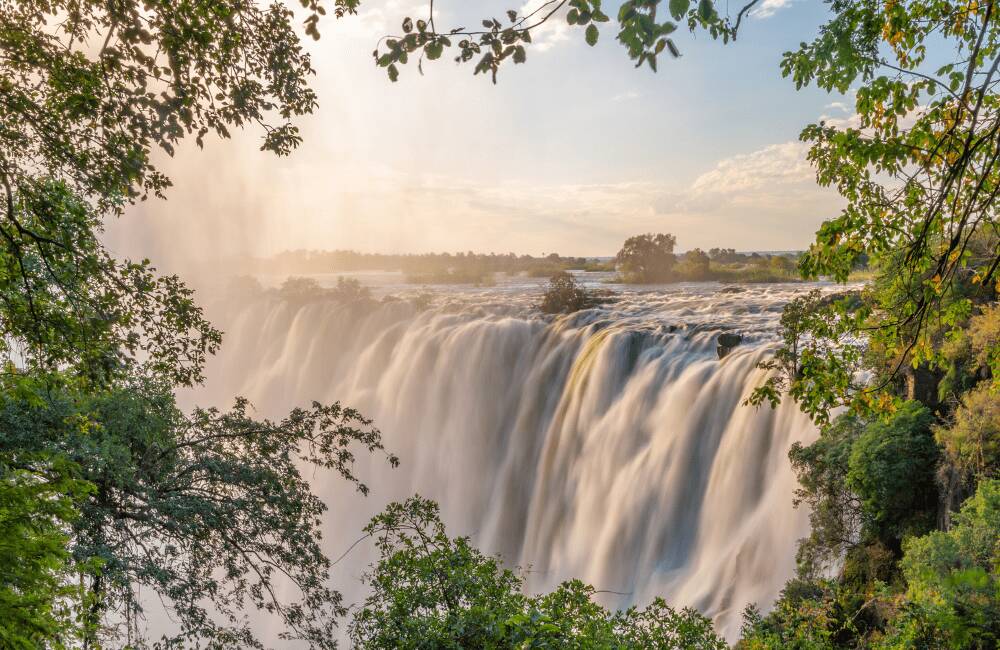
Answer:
[
  {"left": 278, "top": 276, "right": 323, "bottom": 302},
  {"left": 675, "top": 248, "right": 712, "bottom": 280},
  {"left": 891, "top": 480, "right": 1000, "bottom": 649},
  {"left": 351, "top": 496, "right": 728, "bottom": 649},
  {"left": 789, "top": 414, "right": 865, "bottom": 578},
  {"left": 615, "top": 233, "right": 677, "bottom": 283},
  {"left": 847, "top": 402, "right": 940, "bottom": 545},
  {"left": 540, "top": 272, "right": 596, "bottom": 314},
  {"left": 936, "top": 384, "right": 1000, "bottom": 507},
  {"left": 329, "top": 276, "right": 373, "bottom": 302}
]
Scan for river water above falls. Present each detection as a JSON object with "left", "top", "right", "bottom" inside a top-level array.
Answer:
[{"left": 190, "top": 274, "right": 839, "bottom": 641}]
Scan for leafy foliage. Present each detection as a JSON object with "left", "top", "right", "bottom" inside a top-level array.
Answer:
[
  {"left": 936, "top": 384, "right": 1000, "bottom": 507},
  {"left": 742, "top": 0, "right": 1000, "bottom": 420},
  {"left": 1, "top": 371, "right": 397, "bottom": 648},
  {"left": 846, "top": 402, "right": 940, "bottom": 546},
  {"left": 1, "top": 0, "right": 342, "bottom": 209},
  {"left": 0, "top": 181, "right": 219, "bottom": 387},
  {"left": 788, "top": 402, "right": 941, "bottom": 587},
  {"left": 539, "top": 271, "right": 598, "bottom": 314},
  {"left": 351, "top": 496, "right": 728, "bottom": 649},
  {"left": 371, "top": 1, "right": 760, "bottom": 83},
  {"left": 747, "top": 289, "right": 868, "bottom": 424},
  {"left": 894, "top": 480, "right": 1000, "bottom": 649},
  {"left": 675, "top": 247, "right": 711, "bottom": 280},
  {"left": 789, "top": 414, "right": 865, "bottom": 579},
  {"left": 615, "top": 232, "right": 678, "bottom": 283},
  {"left": 0, "top": 3, "right": 400, "bottom": 647},
  {"left": 0, "top": 444, "right": 92, "bottom": 649}
]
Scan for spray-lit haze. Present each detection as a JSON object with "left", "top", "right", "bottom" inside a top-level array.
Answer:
[{"left": 105, "top": 0, "right": 849, "bottom": 270}]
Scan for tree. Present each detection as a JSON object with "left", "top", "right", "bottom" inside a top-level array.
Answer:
[
  {"left": 540, "top": 271, "right": 596, "bottom": 314},
  {"left": 935, "top": 383, "right": 1000, "bottom": 511},
  {"left": 0, "top": 441, "right": 92, "bottom": 649},
  {"left": 846, "top": 402, "right": 940, "bottom": 548},
  {"left": 1, "top": 3, "right": 399, "bottom": 647},
  {"left": 615, "top": 233, "right": 678, "bottom": 283},
  {"left": 1, "top": 369, "right": 398, "bottom": 648},
  {"left": 677, "top": 248, "right": 711, "bottom": 281},
  {"left": 788, "top": 414, "right": 865, "bottom": 579},
  {"left": 746, "top": 1, "right": 1000, "bottom": 420},
  {"left": 893, "top": 480, "right": 1000, "bottom": 649},
  {"left": 350, "top": 496, "right": 727, "bottom": 649},
  {"left": 788, "top": 403, "right": 941, "bottom": 584}
]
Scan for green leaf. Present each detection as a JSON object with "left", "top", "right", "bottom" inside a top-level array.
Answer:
[
  {"left": 585, "top": 24, "right": 599, "bottom": 46},
  {"left": 698, "top": 0, "right": 714, "bottom": 21},
  {"left": 668, "top": 0, "right": 690, "bottom": 20},
  {"left": 426, "top": 41, "right": 444, "bottom": 60}
]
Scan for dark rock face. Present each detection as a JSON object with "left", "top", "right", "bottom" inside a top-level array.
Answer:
[
  {"left": 717, "top": 332, "right": 743, "bottom": 359},
  {"left": 906, "top": 364, "right": 942, "bottom": 409}
]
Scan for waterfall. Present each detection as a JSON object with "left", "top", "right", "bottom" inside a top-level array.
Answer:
[{"left": 192, "top": 280, "right": 821, "bottom": 641}]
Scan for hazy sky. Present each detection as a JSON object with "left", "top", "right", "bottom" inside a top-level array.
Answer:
[{"left": 107, "top": 0, "right": 852, "bottom": 264}]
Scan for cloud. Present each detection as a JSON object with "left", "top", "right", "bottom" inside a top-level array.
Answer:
[
  {"left": 107, "top": 134, "right": 844, "bottom": 273},
  {"left": 347, "top": 1, "right": 441, "bottom": 39},
  {"left": 612, "top": 90, "right": 641, "bottom": 102},
  {"left": 520, "top": 0, "right": 573, "bottom": 52},
  {"left": 689, "top": 141, "right": 813, "bottom": 197},
  {"left": 754, "top": 0, "right": 796, "bottom": 18}
]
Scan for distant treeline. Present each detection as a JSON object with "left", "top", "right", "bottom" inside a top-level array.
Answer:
[
  {"left": 246, "top": 250, "right": 613, "bottom": 285},
  {"left": 242, "top": 245, "right": 856, "bottom": 286}
]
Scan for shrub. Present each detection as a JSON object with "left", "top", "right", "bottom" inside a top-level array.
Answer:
[
  {"left": 676, "top": 248, "right": 712, "bottom": 280},
  {"left": 351, "top": 496, "right": 728, "bottom": 649},
  {"left": 891, "top": 480, "right": 1000, "bottom": 649},
  {"left": 540, "top": 272, "right": 596, "bottom": 314},
  {"left": 936, "top": 384, "right": 1000, "bottom": 507},
  {"left": 615, "top": 233, "right": 677, "bottom": 283},
  {"left": 847, "top": 402, "right": 940, "bottom": 546}
]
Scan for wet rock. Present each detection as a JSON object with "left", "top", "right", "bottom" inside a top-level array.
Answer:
[
  {"left": 718, "top": 285, "right": 746, "bottom": 294},
  {"left": 717, "top": 332, "right": 743, "bottom": 359}
]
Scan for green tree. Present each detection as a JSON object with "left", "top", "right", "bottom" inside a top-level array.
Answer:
[
  {"left": 677, "top": 248, "right": 712, "bottom": 281},
  {"left": 0, "top": 372, "right": 396, "bottom": 648},
  {"left": 891, "top": 480, "right": 1000, "bottom": 649},
  {"left": 351, "top": 496, "right": 727, "bottom": 649},
  {"left": 0, "top": 3, "right": 399, "bottom": 647},
  {"left": 615, "top": 233, "right": 678, "bottom": 283},
  {"left": 936, "top": 384, "right": 1000, "bottom": 502},
  {"left": 747, "top": 0, "right": 1000, "bottom": 419},
  {"left": 846, "top": 402, "right": 940, "bottom": 547},
  {"left": 788, "top": 414, "right": 865, "bottom": 579},
  {"left": 0, "top": 442, "right": 92, "bottom": 649},
  {"left": 540, "top": 271, "right": 597, "bottom": 314},
  {"left": 789, "top": 403, "right": 941, "bottom": 586}
]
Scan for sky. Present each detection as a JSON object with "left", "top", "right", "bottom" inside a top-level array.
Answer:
[{"left": 106, "top": 0, "right": 854, "bottom": 265}]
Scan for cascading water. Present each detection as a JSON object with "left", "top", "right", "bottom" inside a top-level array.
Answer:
[{"left": 191, "top": 275, "right": 828, "bottom": 641}]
